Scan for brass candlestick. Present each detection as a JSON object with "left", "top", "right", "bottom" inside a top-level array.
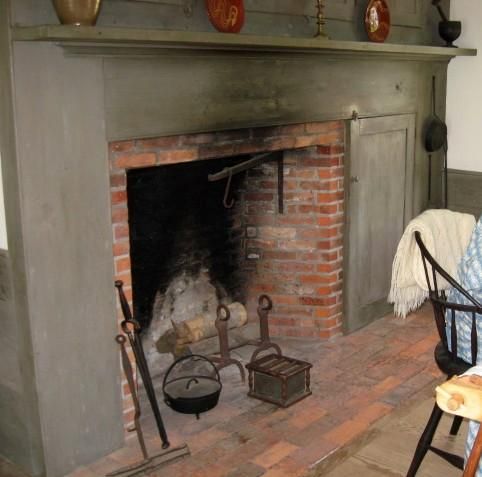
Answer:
[{"left": 315, "top": 0, "right": 329, "bottom": 39}]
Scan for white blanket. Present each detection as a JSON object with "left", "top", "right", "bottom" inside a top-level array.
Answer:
[{"left": 388, "top": 209, "right": 475, "bottom": 317}]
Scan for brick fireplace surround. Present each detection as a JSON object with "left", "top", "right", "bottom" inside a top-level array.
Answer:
[{"left": 109, "top": 120, "right": 345, "bottom": 426}]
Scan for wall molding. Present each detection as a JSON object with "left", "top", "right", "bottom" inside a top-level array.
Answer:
[{"left": 448, "top": 168, "right": 482, "bottom": 217}]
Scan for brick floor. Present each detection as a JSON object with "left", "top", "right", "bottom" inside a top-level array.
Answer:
[{"left": 66, "top": 304, "right": 440, "bottom": 477}]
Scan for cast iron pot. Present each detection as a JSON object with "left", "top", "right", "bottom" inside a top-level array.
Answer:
[{"left": 163, "top": 354, "right": 222, "bottom": 419}]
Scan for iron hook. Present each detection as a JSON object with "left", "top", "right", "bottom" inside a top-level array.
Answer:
[{"left": 223, "top": 170, "right": 235, "bottom": 209}]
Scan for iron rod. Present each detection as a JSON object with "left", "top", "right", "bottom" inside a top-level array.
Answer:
[{"left": 208, "top": 152, "right": 274, "bottom": 181}]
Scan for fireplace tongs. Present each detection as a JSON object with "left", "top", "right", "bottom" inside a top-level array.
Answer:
[{"left": 208, "top": 151, "right": 284, "bottom": 213}]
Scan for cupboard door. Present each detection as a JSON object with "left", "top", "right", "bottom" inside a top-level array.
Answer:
[{"left": 344, "top": 114, "right": 415, "bottom": 333}]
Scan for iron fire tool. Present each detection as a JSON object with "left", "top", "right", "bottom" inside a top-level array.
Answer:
[
  {"left": 107, "top": 335, "right": 190, "bottom": 477},
  {"left": 114, "top": 280, "right": 170, "bottom": 448},
  {"left": 209, "top": 304, "right": 245, "bottom": 382},
  {"left": 247, "top": 294, "right": 282, "bottom": 362}
]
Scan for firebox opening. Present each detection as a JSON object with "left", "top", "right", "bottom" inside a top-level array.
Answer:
[{"left": 127, "top": 155, "right": 250, "bottom": 330}]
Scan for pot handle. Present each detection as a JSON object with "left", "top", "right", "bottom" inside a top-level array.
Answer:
[{"left": 162, "top": 354, "right": 222, "bottom": 390}]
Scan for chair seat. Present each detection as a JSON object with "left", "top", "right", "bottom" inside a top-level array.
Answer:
[{"left": 435, "top": 341, "right": 473, "bottom": 377}]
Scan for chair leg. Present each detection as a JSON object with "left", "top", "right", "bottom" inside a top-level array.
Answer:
[
  {"left": 449, "top": 415, "right": 464, "bottom": 436},
  {"left": 406, "top": 402, "right": 444, "bottom": 477}
]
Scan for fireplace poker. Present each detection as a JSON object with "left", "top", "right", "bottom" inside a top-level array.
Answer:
[
  {"left": 115, "top": 334, "right": 148, "bottom": 460},
  {"left": 108, "top": 334, "right": 190, "bottom": 477},
  {"left": 115, "top": 280, "right": 170, "bottom": 449}
]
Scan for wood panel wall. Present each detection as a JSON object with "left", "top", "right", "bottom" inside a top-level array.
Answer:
[{"left": 11, "top": 0, "right": 448, "bottom": 45}]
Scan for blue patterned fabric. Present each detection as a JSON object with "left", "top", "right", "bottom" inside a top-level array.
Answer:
[
  {"left": 446, "top": 217, "right": 482, "bottom": 363},
  {"left": 445, "top": 216, "right": 482, "bottom": 474}
]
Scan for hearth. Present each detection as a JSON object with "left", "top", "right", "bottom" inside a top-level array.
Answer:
[{"left": 109, "top": 121, "right": 345, "bottom": 427}]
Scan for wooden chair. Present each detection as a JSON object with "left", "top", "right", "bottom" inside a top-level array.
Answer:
[
  {"left": 406, "top": 231, "right": 482, "bottom": 476},
  {"left": 436, "top": 374, "right": 482, "bottom": 477}
]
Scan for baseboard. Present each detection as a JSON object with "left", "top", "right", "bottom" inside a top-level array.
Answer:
[{"left": 447, "top": 169, "right": 482, "bottom": 218}]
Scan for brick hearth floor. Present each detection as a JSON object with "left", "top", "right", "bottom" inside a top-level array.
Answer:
[{"left": 68, "top": 303, "right": 441, "bottom": 477}]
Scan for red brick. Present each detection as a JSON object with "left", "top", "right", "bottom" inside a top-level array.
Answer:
[
  {"left": 318, "top": 326, "right": 342, "bottom": 339},
  {"left": 136, "top": 136, "right": 180, "bottom": 149},
  {"left": 111, "top": 190, "right": 127, "bottom": 206},
  {"left": 264, "top": 137, "right": 297, "bottom": 151},
  {"left": 353, "top": 401, "right": 393, "bottom": 426},
  {"left": 298, "top": 205, "right": 319, "bottom": 214},
  {"left": 317, "top": 214, "right": 344, "bottom": 226},
  {"left": 245, "top": 192, "right": 275, "bottom": 202},
  {"left": 113, "top": 241, "right": 129, "bottom": 257},
  {"left": 114, "top": 152, "right": 156, "bottom": 170},
  {"left": 279, "top": 240, "right": 316, "bottom": 251},
  {"left": 314, "top": 305, "right": 343, "bottom": 318},
  {"left": 282, "top": 179, "right": 299, "bottom": 191},
  {"left": 300, "top": 180, "right": 339, "bottom": 191},
  {"left": 260, "top": 180, "right": 277, "bottom": 189},
  {"left": 245, "top": 215, "right": 276, "bottom": 226},
  {"left": 284, "top": 192, "right": 314, "bottom": 202},
  {"left": 270, "top": 317, "right": 300, "bottom": 327},
  {"left": 318, "top": 167, "right": 344, "bottom": 179},
  {"left": 318, "top": 204, "right": 339, "bottom": 214},
  {"left": 114, "top": 224, "right": 129, "bottom": 240},
  {"left": 317, "top": 283, "right": 342, "bottom": 295},
  {"left": 198, "top": 143, "right": 235, "bottom": 159},
  {"left": 109, "top": 173, "right": 126, "bottom": 188},
  {"left": 279, "top": 123, "right": 306, "bottom": 136},
  {"left": 320, "top": 251, "right": 338, "bottom": 261},
  {"left": 316, "top": 316, "right": 342, "bottom": 328},
  {"left": 278, "top": 216, "right": 315, "bottom": 226},
  {"left": 299, "top": 274, "right": 338, "bottom": 284},
  {"left": 182, "top": 132, "right": 217, "bottom": 145},
  {"left": 252, "top": 125, "right": 281, "bottom": 138},
  {"left": 298, "top": 228, "right": 342, "bottom": 240},
  {"left": 115, "top": 256, "right": 131, "bottom": 274},
  {"left": 294, "top": 135, "right": 326, "bottom": 148},
  {"left": 263, "top": 251, "right": 298, "bottom": 260},
  {"left": 325, "top": 419, "right": 368, "bottom": 446},
  {"left": 317, "top": 191, "right": 345, "bottom": 203},
  {"left": 109, "top": 140, "right": 135, "bottom": 153},
  {"left": 187, "top": 428, "right": 231, "bottom": 454},
  {"left": 300, "top": 296, "right": 337, "bottom": 306},
  {"left": 233, "top": 140, "right": 267, "bottom": 155},
  {"left": 251, "top": 283, "right": 277, "bottom": 294},
  {"left": 317, "top": 238, "right": 343, "bottom": 250},
  {"left": 270, "top": 295, "right": 299, "bottom": 305},
  {"left": 316, "top": 262, "right": 342, "bottom": 273},
  {"left": 111, "top": 207, "right": 128, "bottom": 224},
  {"left": 305, "top": 120, "right": 344, "bottom": 134},
  {"left": 317, "top": 144, "right": 345, "bottom": 155},
  {"left": 246, "top": 238, "right": 277, "bottom": 249},
  {"left": 288, "top": 168, "right": 317, "bottom": 179},
  {"left": 276, "top": 262, "right": 314, "bottom": 273},
  {"left": 215, "top": 129, "right": 252, "bottom": 142},
  {"left": 258, "top": 226, "right": 297, "bottom": 240},
  {"left": 159, "top": 148, "right": 198, "bottom": 164}
]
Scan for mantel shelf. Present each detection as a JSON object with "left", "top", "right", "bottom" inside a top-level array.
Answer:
[{"left": 12, "top": 25, "right": 477, "bottom": 60}]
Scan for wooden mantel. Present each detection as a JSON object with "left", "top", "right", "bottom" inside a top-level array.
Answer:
[{"left": 12, "top": 25, "right": 477, "bottom": 60}]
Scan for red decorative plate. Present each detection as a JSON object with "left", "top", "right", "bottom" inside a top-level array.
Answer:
[
  {"left": 205, "top": 0, "right": 245, "bottom": 33},
  {"left": 364, "top": 0, "right": 390, "bottom": 43}
]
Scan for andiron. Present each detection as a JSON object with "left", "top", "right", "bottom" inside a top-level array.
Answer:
[
  {"left": 209, "top": 304, "right": 246, "bottom": 382},
  {"left": 247, "top": 294, "right": 282, "bottom": 362}
]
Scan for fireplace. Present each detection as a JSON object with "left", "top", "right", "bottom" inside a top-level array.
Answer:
[{"left": 109, "top": 121, "right": 345, "bottom": 427}]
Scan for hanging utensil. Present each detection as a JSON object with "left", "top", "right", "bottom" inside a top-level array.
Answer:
[{"left": 115, "top": 280, "right": 170, "bottom": 449}]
